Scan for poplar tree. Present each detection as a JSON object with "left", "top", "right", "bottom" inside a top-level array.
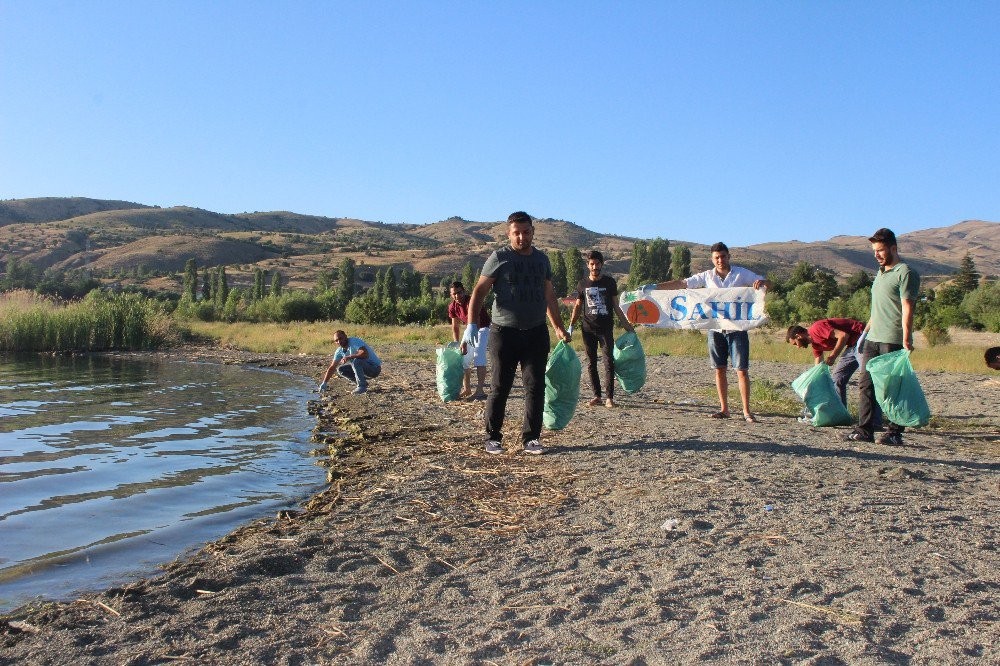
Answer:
[
  {"left": 647, "top": 238, "right": 671, "bottom": 283},
  {"left": 460, "top": 262, "right": 476, "bottom": 291},
  {"left": 201, "top": 267, "right": 212, "bottom": 301},
  {"left": 214, "top": 266, "right": 229, "bottom": 310},
  {"left": 672, "top": 245, "right": 691, "bottom": 280},
  {"left": 626, "top": 241, "right": 650, "bottom": 290},
  {"left": 336, "top": 258, "right": 356, "bottom": 304},
  {"left": 271, "top": 271, "right": 282, "bottom": 297},
  {"left": 183, "top": 258, "right": 198, "bottom": 301},
  {"left": 564, "top": 247, "right": 584, "bottom": 293},
  {"left": 384, "top": 267, "right": 398, "bottom": 303},
  {"left": 549, "top": 250, "right": 567, "bottom": 298}
]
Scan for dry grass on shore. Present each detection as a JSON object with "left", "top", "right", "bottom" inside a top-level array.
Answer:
[{"left": 180, "top": 320, "right": 997, "bottom": 374}]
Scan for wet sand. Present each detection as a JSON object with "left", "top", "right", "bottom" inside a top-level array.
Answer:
[{"left": 2, "top": 346, "right": 998, "bottom": 665}]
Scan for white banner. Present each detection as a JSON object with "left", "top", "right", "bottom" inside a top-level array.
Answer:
[{"left": 619, "top": 287, "right": 768, "bottom": 331}]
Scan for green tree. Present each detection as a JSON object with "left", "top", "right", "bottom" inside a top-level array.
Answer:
[
  {"left": 182, "top": 258, "right": 198, "bottom": 301},
  {"left": 201, "top": 267, "right": 212, "bottom": 301},
  {"left": 962, "top": 281, "right": 1000, "bottom": 332},
  {"left": 671, "top": 245, "right": 691, "bottom": 280},
  {"left": 626, "top": 241, "right": 650, "bottom": 290},
  {"left": 953, "top": 253, "right": 980, "bottom": 294},
  {"left": 419, "top": 274, "right": 433, "bottom": 303},
  {"left": 564, "top": 246, "right": 584, "bottom": 293},
  {"left": 840, "top": 270, "right": 872, "bottom": 299},
  {"left": 647, "top": 238, "right": 671, "bottom": 283},
  {"left": 252, "top": 268, "right": 265, "bottom": 301},
  {"left": 460, "top": 262, "right": 476, "bottom": 292},
  {"left": 271, "top": 271, "right": 282, "bottom": 297},
  {"left": 336, "top": 258, "right": 356, "bottom": 304},
  {"left": 384, "top": 267, "right": 398, "bottom": 303},
  {"left": 549, "top": 250, "right": 567, "bottom": 297},
  {"left": 786, "top": 261, "right": 816, "bottom": 290},
  {"left": 214, "top": 266, "right": 229, "bottom": 311}
]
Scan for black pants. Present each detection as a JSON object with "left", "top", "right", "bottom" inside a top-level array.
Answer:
[
  {"left": 582, "top": 328, "right": 615, "bottom": 400},
  {"left": 485, "top": 324, "right": 550, "bottom": 445},
  {"left": 857, "top": 341, "right": 904, "bottom": 438}
]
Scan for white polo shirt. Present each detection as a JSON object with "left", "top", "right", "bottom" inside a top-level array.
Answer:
[{"left": 685, "top": 265, "right": 763, "bottom": 289}]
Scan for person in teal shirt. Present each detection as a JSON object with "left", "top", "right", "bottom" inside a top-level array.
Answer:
[
  {"left": 318, "top": 330, "right": 382, "bottom": 395},
  {"left": 846, "top": 228, "right": 920, "bottom": 446}
]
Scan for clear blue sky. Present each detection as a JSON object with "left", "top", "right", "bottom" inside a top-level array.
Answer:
[{"left": 2, "top": 1, "right": 998, "bottom": 246}]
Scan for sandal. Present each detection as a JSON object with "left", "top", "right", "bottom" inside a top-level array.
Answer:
[
  {"left": 710, "top": 411, "right": 730, "bottom": 419},
  {"left": 588, "top": 397, "right": 602, "bottom": 406},
  {"left": 744, "top": 414, "right": 759, "bottom": 423}
]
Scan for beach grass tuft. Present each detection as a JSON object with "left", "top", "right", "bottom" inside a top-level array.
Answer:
[{"left": 0, "top": 290, "right": 175, "bottom": 352}]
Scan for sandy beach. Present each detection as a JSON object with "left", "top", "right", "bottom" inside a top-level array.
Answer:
[{"left": 2, "top": 346, "right": 998, "bottom": 665}]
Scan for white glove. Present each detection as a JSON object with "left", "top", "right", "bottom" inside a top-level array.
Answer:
[
  {"left": 566, "top": 324, "right": 574, "bottom": 339},
  {"left": 318, "top": 381, "right": 328, "bottom": 393},
  {"left": 641, "top": 283, "right": 658, "bottom": 295},
  {"left": 462, "top": 323, "right": 479, "bottom": 347}
]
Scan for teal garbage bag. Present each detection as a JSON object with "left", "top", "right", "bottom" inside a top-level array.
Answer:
[
  {"left": 543, "top": 340, "right": 582, "bottom": 430},
  {"left": 791, "top": 363, "right": 853, "bottom": 426},
  {"left": 865, "top": 349, "right": 930, "bottom": 427},
  {"left": 613, "top": 331, "right": 646, "bottom": 394},
  {"left": 436, "top": 344, "right": 465, "bottom": 403}
]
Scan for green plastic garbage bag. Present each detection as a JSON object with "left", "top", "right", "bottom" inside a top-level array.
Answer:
[
  {"left": 543, "top": 340, "right": 581, "bottom": 430},
  {"left": 436, "top": 344, "right": 465, "bottom": 403},
  {"left": 613, "top": 331, "right": 646, "bottom": 394},
  {"left": 865, "top": 349, "right": 930, "bottom": 427},
  {"left": 791, "top": 363, "right": 853, "bottom": 426}
]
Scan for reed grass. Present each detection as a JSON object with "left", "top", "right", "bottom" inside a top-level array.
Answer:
[
  {"left": 178, "top": 320, "right": 996, "bottom": 374},
  {"left": 0, "top": 290, "right": 174, "bottom": 352}
]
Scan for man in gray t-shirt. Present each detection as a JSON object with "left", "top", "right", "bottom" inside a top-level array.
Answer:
[{"left": 467, "top": 211, "right": 569, "bottom": 455}]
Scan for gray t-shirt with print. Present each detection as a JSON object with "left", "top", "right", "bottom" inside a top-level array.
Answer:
[{"left": 481, "top": 247, "right": 552, "bottom": 329}]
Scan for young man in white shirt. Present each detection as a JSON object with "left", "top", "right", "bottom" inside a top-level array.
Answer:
[{"left": 650, "top": 242, "right": 770, "bottom": 422}]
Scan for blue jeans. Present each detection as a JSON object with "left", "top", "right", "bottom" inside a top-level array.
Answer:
[
  {"left": 708, "top": 330, "right": 749, "bottom": 371},
  {"left": 830, "top": 346, "right": 859, "bottom": 407},
  {"left": 337, "top": 358, "right": 381, "bottom": 390}
]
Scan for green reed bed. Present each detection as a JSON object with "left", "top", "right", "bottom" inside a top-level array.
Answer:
[{"left": 0, "top": 290, "right": 174, "bottom": 352}]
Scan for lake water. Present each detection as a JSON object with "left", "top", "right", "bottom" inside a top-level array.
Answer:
[{"left": 0, "top": 355, "right": 324, "bottom": 613}]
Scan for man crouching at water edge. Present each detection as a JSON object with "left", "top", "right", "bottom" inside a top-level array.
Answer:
[
  {"left": 466, "top": 211, "right": 570, "bottom": 456},
  {"left": 319, "top": 330, "right": 382, "bottom": 395},
  {"left": 646, "top": 242, "right": 770, "bottom": 423}
]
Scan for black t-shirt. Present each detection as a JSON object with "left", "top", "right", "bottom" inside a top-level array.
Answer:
[{"left": 576, "top": 275, "right": 618, "bottom": 333}]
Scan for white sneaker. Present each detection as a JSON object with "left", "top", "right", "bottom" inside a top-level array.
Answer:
[
  {"left": 523, "top": 440, "right": 543, "bottom": 455},
  {"left": 485, "top": 440, "right": 502, "bottom": 454}
]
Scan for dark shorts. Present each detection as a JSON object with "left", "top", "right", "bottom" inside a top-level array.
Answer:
[{"left": 708, "top": 330, "right": 749, "bottom": 371}]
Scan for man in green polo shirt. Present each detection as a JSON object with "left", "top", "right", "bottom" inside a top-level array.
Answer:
[{"left": 846, "top": 228, "right": 920, "bottom": 446}]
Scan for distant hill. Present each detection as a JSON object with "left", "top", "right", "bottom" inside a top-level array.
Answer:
[
  {"left": 0, "top": 197, "right": 150, "bottom": 227},
  {"left": 0, "top": 197, "right": 996, "bottom": 294}
]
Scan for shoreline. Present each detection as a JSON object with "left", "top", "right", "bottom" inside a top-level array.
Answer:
[{"left": 2, "top": 344, "right": 999, "bottom": 664}]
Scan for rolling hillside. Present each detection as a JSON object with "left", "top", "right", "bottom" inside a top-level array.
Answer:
[{"left": 1, "top": 197, "right": 996, "bottom": 295}]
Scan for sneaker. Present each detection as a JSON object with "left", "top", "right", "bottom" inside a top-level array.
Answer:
[
  {"left": 485, "top": 440, "right": 503, "bottom": 455},
  {"left": 877, "top": 431, "right": 904, "bottom": 446},
  {"left": 352, "top": 386, "right": 367, "bottom": 395},
  {"left": 797, "top": 416, "right": 813, "bottom": 424},
  {"left": 523, "top": 440, "right": 543, "bottom": 455},
  {"left": 844, "top": 431, "right": 874, "bottom": 443}
]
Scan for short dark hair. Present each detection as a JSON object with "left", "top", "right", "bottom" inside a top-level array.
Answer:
[
  {"left": 868, "top": 228, "right": 897, "bottom": 246},
  {"left": 786, "top": 325, "right": 808, "bottom": 342},
  {"left": 450, "top": 281, "right": 464, "bottom": 291},
  {"left": 710, "top": 242, "right": 729, "bottom": 254},
  {"left": 334, "top": 329, "right": 347, "bottom": 340},
  {"left": 986, "top": 347, "right": 1000, "bottom": 366},
  {"left": 507, "top": 211, "right": 532, "bottom": 227},
  {"left": 588, "top": 250, "right": 604, "bottom": 263}
]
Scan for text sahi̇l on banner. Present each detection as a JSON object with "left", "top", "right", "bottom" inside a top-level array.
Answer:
[{"left": 619, "top": 287, "right": 769, "bottom": 331}]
